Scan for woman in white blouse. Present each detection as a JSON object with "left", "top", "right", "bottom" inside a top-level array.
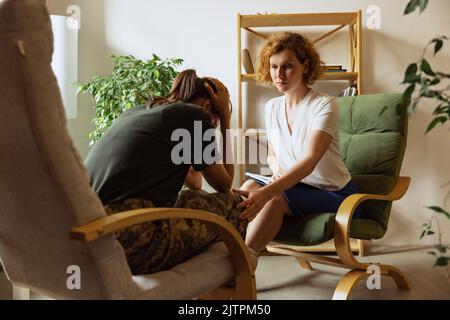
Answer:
[{"left": 234, "top": 32, "right": 361, "bottom": 257}]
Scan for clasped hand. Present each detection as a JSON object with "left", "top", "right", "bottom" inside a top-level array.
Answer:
[
  {"left": 233, "top": 187, "right": 272, "bottom": 221},
  {"left": 234, "top": 169, "right": 284, "bottom": 221}
]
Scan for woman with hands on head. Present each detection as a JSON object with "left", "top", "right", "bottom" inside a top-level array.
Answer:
[
  {"left": 85, "top": 69, "right": 257, "bottom": 275},
  {"left": 234, "top": 32, "right": 362, "bottom": 257}
]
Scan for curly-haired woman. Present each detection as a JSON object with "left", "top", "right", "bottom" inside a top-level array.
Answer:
[{"left": 235, "top": 32, "right": 361, "bottom": 256}]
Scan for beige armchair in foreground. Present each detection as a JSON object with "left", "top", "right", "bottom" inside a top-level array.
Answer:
[{"left": 0, "top": 0, "right": 255, "bottom": 300}]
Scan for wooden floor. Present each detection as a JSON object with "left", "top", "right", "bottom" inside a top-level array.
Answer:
[
  {"left": 256, "top": 245, "right": 450, "bottom": 300},
  {"left": 0, "top": 245, "right": 449, "bottom": 300}
]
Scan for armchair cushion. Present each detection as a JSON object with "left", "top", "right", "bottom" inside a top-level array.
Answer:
[
  {"left": 131, "top": 242, "right": 234, "bottom": 299},
  {"left": 339, "top": 93, "right": 407, "bottom": 227},
  {"left": 274, "top": 214, "right": 386, "bottom": 246}
]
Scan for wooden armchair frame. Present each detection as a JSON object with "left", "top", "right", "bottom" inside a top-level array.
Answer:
[
  {"left": 266, "top": 176, "right": 411, "bottom": 300},
  {"left": 70, "top": 208, "right": 257, "bottom": 300}
]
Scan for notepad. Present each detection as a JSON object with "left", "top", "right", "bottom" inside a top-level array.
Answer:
[{"left": 245, "top": 172, "right": 272, "bottom": 185}]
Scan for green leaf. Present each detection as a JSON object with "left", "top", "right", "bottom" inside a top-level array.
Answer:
[
  {"left": 433, "top": 39, "right": 443, "bottom": 56},
  {"left": 419, "top": 0, "right": 429, "bottom": 13},
  {"left": 422, "top": 90, "right": 440, "bottom": 98},
  {"left": 421, "top": 59, "right": 435, "bottom": 76},
  {"left": 436, "top": 245, "right": 448, "bottom": 254},
  {"left": 403, "top": 84, "right": 416, "bottom": 100},
  {"left": 427, "top": 251, "right": 436, "bottom": 256},
  {"left": 404, "top": 0, "right": 420, "bottom": 15},
  {"left": 420, "top": 230, "right": 427, "bottom": 239},
  {"left": 433, "top": 104, "right": 447, "bottom": 115},
  {"left": 426, "top": 230, "right": 435, "bottom": 236},
  {"left": 404, "top": 63, "right": 418, "bottom": 79},
  {"left": 434, "top": 257, "right": 450, "bottom": 267},
  {"left": 425, "top": 116, "right": 447, "bottom": 134},
  {"left": 426, "top": 206, "right": 450, "bottom": 219},
  {"left": 395, "top": 99, "right": 410, "bottom": 118},
  {"left": 429, "top": 78, "right": 440, "bottom": 86}
]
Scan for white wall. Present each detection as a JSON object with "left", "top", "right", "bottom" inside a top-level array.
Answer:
[{"left": 47, "top": 0, "right": 450, "bottom": 246}]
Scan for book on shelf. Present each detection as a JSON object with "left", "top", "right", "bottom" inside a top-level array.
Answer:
[
  {"left": 325, "top": 69, "right": 348, "bottom": 72},
  {"left": 323, "top": 64, "right": 342, "bottom": 70},
  {"left": 324, "top": 64, "right": 343, "bottom": 69},
  {"left": 323, "top": 65, "right": 347, "bottom": 72},
  {"left": 241, "top": 48, "right": 255, "bottom": 74},
  {"left": 245, "top": 172, "right": 272, "bottom": 186}
]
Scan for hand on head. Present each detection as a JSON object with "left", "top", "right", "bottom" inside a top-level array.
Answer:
[{"left": 203, "top": 78, "right": 230, "bottom": 120}]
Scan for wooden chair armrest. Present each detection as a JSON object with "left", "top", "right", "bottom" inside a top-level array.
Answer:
[
  {"left": 334, "top": 176, "right": 410, "bottom": 266},
  {"left": 70, "top": 208, "right": 256, "bottom": 299}
]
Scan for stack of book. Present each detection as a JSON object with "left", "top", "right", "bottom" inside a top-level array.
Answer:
[{"left": 323, "top": 65, "right": 347, "bottom": 73}]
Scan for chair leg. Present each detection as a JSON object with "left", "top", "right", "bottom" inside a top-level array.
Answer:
[
  {"left": 295, "top": 257, "right": 313, "bottom": 270},
  {"left": 384, "top": 265, "right": 410, "bottom": 290},
  {"left": 358, "top": 240, "right": 365, "bottom": 257},
  {"left": 332, "top": 265, "right": 410, "bottom": 300},
  {"left": 332, "top": 269, "right": 367, "bottom": 300},
  {"left": 12, "top": 284, "right": 30, "bottom": 300}
]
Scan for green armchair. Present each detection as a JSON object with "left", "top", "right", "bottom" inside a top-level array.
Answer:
[{"left": 267, "top": 93, "right": 411, "bottom": 300}]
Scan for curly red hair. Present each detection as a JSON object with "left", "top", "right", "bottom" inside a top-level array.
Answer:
[{"left": 257, "top": 32, "right": 324, "bottom": 86}]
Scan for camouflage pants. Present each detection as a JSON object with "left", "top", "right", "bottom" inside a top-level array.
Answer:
[{"left": 105, "top": 189, "right": 248, "bottom": 275}]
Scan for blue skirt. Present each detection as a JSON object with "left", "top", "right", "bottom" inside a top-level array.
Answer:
[{"left": 252, "top": 179, "right": 362, "bottom": 218}]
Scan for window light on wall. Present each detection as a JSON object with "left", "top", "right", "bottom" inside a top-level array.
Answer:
[{"left": 50, "top": 15, "right": 78, "bottom": 119}]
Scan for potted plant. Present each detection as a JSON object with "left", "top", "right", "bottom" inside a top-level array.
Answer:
[
  {"left": 400, "top": 0, "right": 450, "bottom": 270},
  {"left": 77, "top": 54, "right": 183, "bottom": 145}
]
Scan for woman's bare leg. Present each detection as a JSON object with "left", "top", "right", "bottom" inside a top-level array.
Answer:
[
  {"left": 245, "top": 195, "right": 292, "bottom": 253},
  {"left": 239, "top": 180, "right": 292, "bottom": 254},
  {"left": 239, "top": 179, "right": 263, "bottom": 192}
]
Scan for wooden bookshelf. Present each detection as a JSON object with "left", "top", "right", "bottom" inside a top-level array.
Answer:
[
  {"left": 240, "top": 12, "right": 358, "bottom": 28},
  {"left": 241, "top": 72, "right": 359, "bottom": 82}
]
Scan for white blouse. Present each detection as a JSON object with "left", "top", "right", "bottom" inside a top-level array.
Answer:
[{"left": 265, "top": 89, "right": 351, "bottom": 191}]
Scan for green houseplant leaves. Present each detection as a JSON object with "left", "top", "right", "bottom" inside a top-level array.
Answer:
[
  {"left": 402, "top": 0, "right": 450, "bottom": 268},
  {"left": 77, "top": 54, "right": 183, "bottom": 145},
  {"left": 403, "top": 0, "right": 429, "bottom": 15},
  {"left": 399, "top": 2, "right": 449, "bottom": 134}
]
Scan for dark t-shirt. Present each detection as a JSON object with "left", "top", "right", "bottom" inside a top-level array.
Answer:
[{"left": 85, "top": 102, "right": 217, "bottom": 205}]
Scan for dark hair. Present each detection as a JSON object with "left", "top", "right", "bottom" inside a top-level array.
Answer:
[
  {"left": 258, "top": 32, "right": 324, "bottom": 86},
  {"left": 147, "top": 69, "right": 217, "bottom": 108}
]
